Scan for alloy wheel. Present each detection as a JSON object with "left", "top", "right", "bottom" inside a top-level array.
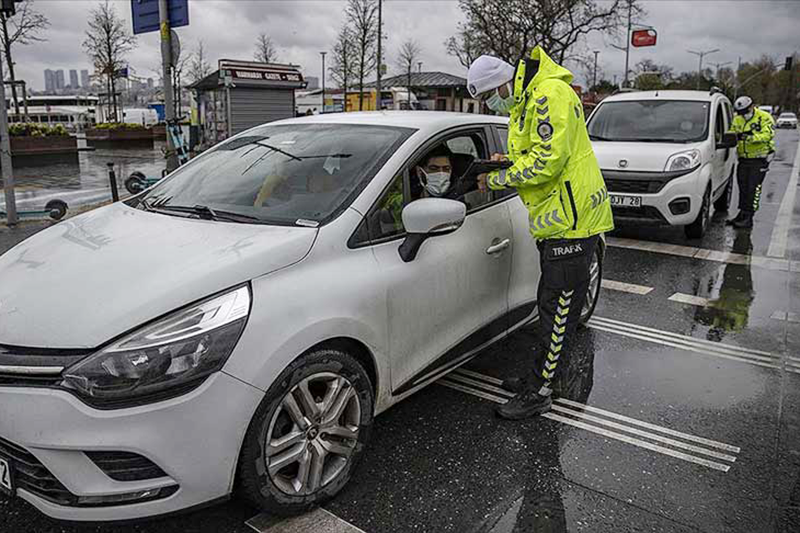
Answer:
[{"left": 265, "top": 372, "right": 361, "bottom": 496}]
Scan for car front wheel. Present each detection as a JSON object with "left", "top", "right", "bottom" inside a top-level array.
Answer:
[
  {"left": 237, "top": 348, "right": 374, "bottom": 516},
  {"left": 685, "top": 185, "right": 711, "bottom": 239}
]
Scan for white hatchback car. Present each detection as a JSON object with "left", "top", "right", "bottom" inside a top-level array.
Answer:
[
  {"left": 776, "top": 112, "right": 798, "bottom": 129},
  {"left": 0, "top": 112, "right": 604, "bottom": 521},
  {"left": 587, "top": 90, "right": 738, "bottom": 238}
]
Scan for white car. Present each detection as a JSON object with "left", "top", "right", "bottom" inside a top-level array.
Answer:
[
  {"left": 0, "top": 112, "right": 604, "bottom": 521},
  {"left": 587, "top": 90, "right": 738, "bottom": 238},
  {"left": 776, "top": 112, "right": 798, "bottom": 129}
]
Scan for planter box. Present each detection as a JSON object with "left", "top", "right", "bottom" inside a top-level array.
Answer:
[
  {"left": 85, "top": 127, "right": 154, "bottom": 147},
  {"left": 11, "top": 135, "right": 79, "bottom": 167}
]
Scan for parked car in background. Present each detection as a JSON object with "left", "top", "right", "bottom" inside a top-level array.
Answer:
[
  {"left": 758, "top": 105, "right": 775, "bottom": 117},
  {"left": 0, "top": 112, "right": 604, "bottom": 521},
  {"left": 587, "top": 89, "right": 738, "bottom": 238},
  {"left": 776, "top": 112, "right": 798, "bottom": 129}
]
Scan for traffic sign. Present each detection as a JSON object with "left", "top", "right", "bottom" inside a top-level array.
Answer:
[
  {"left": 632, "top": 29, "right": 657, "bottom": 48},
  {"left": 131, "top": 0, "right": 189, "bottom": 35}
]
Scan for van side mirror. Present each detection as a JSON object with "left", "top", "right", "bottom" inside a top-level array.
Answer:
[
  {"left": 398, "top": 198, "right": 466, "bottom": 262},
  {"left": 718, "top": 132, "right": 737, "bottom": 149}
]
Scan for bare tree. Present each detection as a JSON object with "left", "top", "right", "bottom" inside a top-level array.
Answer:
[
  {"left": 447, "top": 0, "right": 634, "bottom": 68},
  {"left": 0, "top": 0, "right": 49, "bottom": 116},
  {"left": 396, "top": 39, "right": 421, "bottom": 97},
  {"left": 345, "top": 0, "right": 378, "bottom": 110},
  {"left": 83, "top": 0, "right": 136, "bottom": 122},
  {"left": 329, "top": 25, "right": 356, "bottom": 107},
  {"left": 254, "top": 33, "right": 277, "bottom": 64},
  {"left": 188, "top": 39, "right": 212, "bottom": 84}
]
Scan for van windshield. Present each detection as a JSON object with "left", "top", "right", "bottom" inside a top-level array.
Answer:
[
  {"left": 588, "top": 100, "right": 710, "bottom": 143},
  {"left": 140, "top": 123, "right": 413, "bottom": 226}
]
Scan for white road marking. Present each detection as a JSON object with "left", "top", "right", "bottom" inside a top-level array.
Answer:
[
  {"left": 440, "top": 369, "right": 741, "bottom": 472},
  {"left": 771, "top": 310, "right": 800, "bottom": 323},
  {"left": 601, "top": 279, "right": 654, "bottom": 295},
  {"left": 246, "top": 508, "right": 367, "bottom": 533},
  {"left": 606, "top": 236, "right": 794, "bottom": 272},
  {"left": 767, "top": 136, "right": 800, "bottom": 258},
  {"left": 668, "top": 293, "right": 710, "bottom": 307}
]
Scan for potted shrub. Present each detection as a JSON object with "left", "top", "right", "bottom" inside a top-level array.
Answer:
[
  {"left": 10, "top": 123, "right": 78, "bottom": 159},
  {"left": 85, "top": 122, "right": 154, "bottom": 146}
]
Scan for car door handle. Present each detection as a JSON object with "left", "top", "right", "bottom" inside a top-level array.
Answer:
[{"left": 486, "top": 238, "right": 511, "bottom": 255}]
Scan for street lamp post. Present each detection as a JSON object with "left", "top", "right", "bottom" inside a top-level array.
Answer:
[
  {"left": 417, "top": 62, "right": 423, "bottom": 74},
  {"left": 592, "top": 50, "right": 600, "bottom": 90},
  {"left": 320, "top": 51, "right": 327, "bottom": 114},
  {"left": 688, "top": 48, "right": 719, "bottom": 90},
  {"left": 375, "top": 0, "right": 382, "bottom": 110}
]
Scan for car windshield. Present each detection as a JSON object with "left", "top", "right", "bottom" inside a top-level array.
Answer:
[
  {"left": 141, "top": 123, "right": 412, "bottom": 226},
  {"left": 588, "top": 100, "right": 710, "bottom": 143},
  {"left": 779, "top": 113, "right": 796, "bottom": 118}
]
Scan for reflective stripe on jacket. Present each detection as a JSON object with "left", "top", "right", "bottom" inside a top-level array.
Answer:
[
  {"left": 487, "top": 46, "right": 614, "bottom": 240},
  {"left": 732, "top": 107, "right": 775, "bottom": 159}
]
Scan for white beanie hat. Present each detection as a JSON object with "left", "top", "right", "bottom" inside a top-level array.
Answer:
[{"left": 467, "top": 55, "right": 515, "bottom": 98}]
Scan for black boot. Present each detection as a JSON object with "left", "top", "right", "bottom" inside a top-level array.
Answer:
[
  {"left": 502, "top": 377, "right": 561, "bottom": 398},
  {"left": 732, "top": 213, "right": 753, "bottom": 229},
  {"left": 495, "top": 387, "right": 552, "bottom": 420},
  {"left": 726, "top": 211, "right": 747, "bottom": 225}
]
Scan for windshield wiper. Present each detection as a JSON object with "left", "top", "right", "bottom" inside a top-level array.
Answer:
[
  {"left": 154, "top": 204, "right": 266, "bottom": 224},
  {"left": 589, "top": 134, "right": 614, "bottom": 141}
]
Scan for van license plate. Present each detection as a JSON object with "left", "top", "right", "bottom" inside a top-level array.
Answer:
[
  {"left": 0, "top": 456, "right": 13, "bottom": 496},
  {"left": 609, "top": 194, "right": 642, "bottom": 208}
]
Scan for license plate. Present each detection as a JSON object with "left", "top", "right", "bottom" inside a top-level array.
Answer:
[
  {"left": 0, "top": 456, "right": 13, "bottom": 496},
  {"left": 609, "top": 194, "right": 642, "bottom": 208}
]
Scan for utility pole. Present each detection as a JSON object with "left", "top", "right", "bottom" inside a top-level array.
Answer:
[
  {"left": 375, "top": 0, "right": 382, "bottom": 111},
  {"left": 623, "top": 0, "right": 632, "bottom": 88},
  {"left": 320, "top": 51, "right": 327, "bottom": 114},
  {"left": 688, "top": 48, "right": 719, "bottom": 90},
  {"left": 159, "top": 0, "right": 178, "bottom": 173},
  {"left": 592, "top": 50, "right": 600, "bottom": 90},
  {"left": 0, "top": 46, "right": 16, "bottom": 226},
  {"left": 417, "top": 61, "right": 423, "bottom": 73}
]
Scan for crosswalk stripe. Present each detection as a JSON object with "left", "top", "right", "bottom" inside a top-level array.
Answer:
[
  {"left": 668, "top": 293, "right": 710, "bottom": 307},
  {"left": 601, "top": 279, "right": 654, "bottom": 295}
]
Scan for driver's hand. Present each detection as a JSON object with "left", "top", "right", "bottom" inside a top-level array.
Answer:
[
  {"left": 477, "top": 173, "right": 488, "bottom": 193},
  {"left": 491, "top": 153, "right": 508, "bottom": 162}
]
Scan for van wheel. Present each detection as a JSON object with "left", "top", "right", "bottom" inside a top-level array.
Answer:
[
  {"left": 237, "top": 348, "right": 374, "bottom": 516},
  {"left": 713, "top": 172, "right": 734, "bottom": 212},
  {"left": 685, "top": 186, "right": 710, "bottom": 239}
]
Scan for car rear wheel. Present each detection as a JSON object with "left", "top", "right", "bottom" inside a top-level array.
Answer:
[
  {"left": 237, "top": 348, "right": 374, "bottom": 516},
  {"left": 685, "top": 186, "right": 711, "bottom": 239},
  {"left": 580, "top": 241, "right": 603, "bottom": 325}
]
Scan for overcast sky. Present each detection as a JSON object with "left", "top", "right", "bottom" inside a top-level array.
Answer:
[{"left": 14, "top": 0, "right": 800, "bottom": 91}]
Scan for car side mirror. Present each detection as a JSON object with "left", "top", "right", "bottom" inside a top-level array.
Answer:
[
  {"left": 398, "top": 198, "right": 466, "bottom": 263},
  {"left": 718, "top": 132, "right": 737, "bottom": 149}
]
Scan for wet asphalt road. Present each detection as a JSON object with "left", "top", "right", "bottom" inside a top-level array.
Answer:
[{"left": 0, "top": 129, "right": 799, "bottom": 532}]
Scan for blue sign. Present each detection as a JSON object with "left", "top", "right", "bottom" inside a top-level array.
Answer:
[{"left": 131, "top": 0, "right": 189, "bottom": 35}]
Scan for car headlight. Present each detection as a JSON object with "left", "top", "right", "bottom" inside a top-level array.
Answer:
[
  {"left": 665, "top": 149, "right": 701, "bottom": 172},
  {"left": 61, "top": 285, "right": 250, "bottom": 407}
]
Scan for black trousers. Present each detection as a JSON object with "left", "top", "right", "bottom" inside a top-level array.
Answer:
[
  {"left": 737, "top": 158, "right": 769, "bottom": 214},
  {"left": 529, "top": 235, "right": 599, "bottom": 396}
]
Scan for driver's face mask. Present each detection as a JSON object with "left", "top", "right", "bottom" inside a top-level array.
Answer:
[{"left": 420, "top": 168, "right": 451, "bottom": 197}]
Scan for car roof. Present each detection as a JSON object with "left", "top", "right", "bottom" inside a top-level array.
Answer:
[
  {"left": 600, "top": 90, "right": 726, "bottom": 103},
  {"left": 269, "top": 111, "right": 508, "bottom": 132}
]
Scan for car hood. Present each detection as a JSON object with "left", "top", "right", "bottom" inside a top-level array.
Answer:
[
  {"left": 0, "top": 203, "right": 317, "bottom": 349},
  {"left": 591, "top": 141, "right": 703, "bottom": 173}
]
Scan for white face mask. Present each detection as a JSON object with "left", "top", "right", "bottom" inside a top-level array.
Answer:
[
  {"left": 420, "top": 169, "right": 451, "bottom": 196},
  {"left": 486, "top": 83, "right": 515, "bottom": 115},
  {"left": 744, "top": 110, "right": 754, "bottom": 121}
]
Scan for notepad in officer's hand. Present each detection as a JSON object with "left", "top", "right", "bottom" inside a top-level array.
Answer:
[{"left": 463, "top": 159, "right": 514, "bottom": 178}]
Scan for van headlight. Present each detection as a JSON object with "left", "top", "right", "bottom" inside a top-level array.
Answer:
[
  {"left": 62, "top": 286, "right": 250, "bottom": 407},
  {"left": 665, "top": 149, "right": 701, "bottom": 172}
]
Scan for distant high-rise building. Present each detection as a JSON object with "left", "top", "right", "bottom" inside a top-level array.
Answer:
[
  {"left": 54, "top": 70, "right": 65, "bottom": 91},
  {"left": 81, "top": 70, "right": 90, "bottom": 88},
  {"left": 69, "top": 69, "right": 79, "bottom": 89},
  {"left": 44, "top": 69, "right": 56, "bottom": 92}
]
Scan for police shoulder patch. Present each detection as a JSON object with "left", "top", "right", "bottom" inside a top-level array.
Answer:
[{"left": 537, "top": 122, "right": 554, "bottom": 140}]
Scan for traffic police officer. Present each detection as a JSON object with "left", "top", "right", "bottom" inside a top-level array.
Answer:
[
  {"left": 729, "top": 96, "right": 776, "bottom": 229},
  {"left": 467, "top": 46, "right": 614, "bottom": 420}
]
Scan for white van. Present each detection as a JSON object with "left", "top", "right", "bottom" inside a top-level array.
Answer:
[{"left": 587, "top": 90, "right": 738, "bottom": 238}]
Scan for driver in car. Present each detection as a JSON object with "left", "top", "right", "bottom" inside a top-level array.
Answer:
[{"left": 415, "top": 145, "right": 454, "bottom": 199}]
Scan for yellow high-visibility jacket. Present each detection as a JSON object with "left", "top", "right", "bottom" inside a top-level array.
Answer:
[
  {"left": 488, "top": 46, "right": 613, "bottom": 240},
  {"left": 732, "top": 107, "right": 775, "bottom": 159}
]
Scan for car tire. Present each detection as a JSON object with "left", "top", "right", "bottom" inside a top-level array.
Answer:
[
  {"left": 713, "top": 171, "right": 734, "bottom": 212},
  {"left": 237, "top": 348, "right": 374, "bottom": 516},
  {"left": 685, "top": 186, "right": 711, "bottom": 239},
  {"left": 579, "top": 240, "right": 603, "bottom": 326}
]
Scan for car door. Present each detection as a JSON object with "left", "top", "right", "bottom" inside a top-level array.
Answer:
[
  {"left": 351, "top": 128, "right": 514, "bottom": 395},
  {"left": 711, "top": 101, "right": 730, "bottom": 197},
  {"left": 494, "top": 125, "right": 541, "bottom": 324}
]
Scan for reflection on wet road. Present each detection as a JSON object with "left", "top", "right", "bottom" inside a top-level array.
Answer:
[{"left": 0, "top": 131, "right": 799, "bottom": 532}]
